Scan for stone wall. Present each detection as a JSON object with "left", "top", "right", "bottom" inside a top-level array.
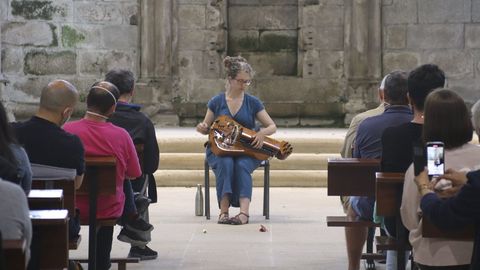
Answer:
[{"left": 1, "top": 0, "right": 480, "bottom": 126}]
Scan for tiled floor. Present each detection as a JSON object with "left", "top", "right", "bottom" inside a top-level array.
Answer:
[{"left": 70, "top": 187, "right": 390, "bottom": 270}]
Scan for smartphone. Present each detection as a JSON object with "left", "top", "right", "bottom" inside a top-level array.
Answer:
[
  {"left": 413, "top": 143, "right": 426, "bottom": 176},
  {"left": 426, "top": 141, "right": 445, "bottom": 178}
]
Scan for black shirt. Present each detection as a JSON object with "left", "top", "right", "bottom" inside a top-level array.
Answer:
[
  {"left": 12, "top": 116, "right": 85, "bottom": 176},
  {"left": 381, "top": 122, "right": 423, "bottom": 173},
  {"left": 109, "top": 102, "right": 160, "bottom": 202}
]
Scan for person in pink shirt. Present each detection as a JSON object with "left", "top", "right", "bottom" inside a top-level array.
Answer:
[{"left": 64, "top": 81, "right": 142, "bottom": 269}]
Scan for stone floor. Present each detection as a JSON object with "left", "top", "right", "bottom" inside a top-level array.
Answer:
[{"left": 70, "top": 187, "right": 392, "bottom": 270}]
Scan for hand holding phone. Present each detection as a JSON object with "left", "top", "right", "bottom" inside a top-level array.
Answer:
[{"left": 426, "top": 141, "right": 445, "bottom": 178}]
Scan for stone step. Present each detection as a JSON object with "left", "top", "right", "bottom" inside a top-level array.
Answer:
[
  {"left": 160, "top": 153, "right": 341, "bottom": 170},
  {"left": 153, "top": 169, "right": 327, "bottom": 187},
  {"left": 158, "top": 137, "right": 344, "bottom": 154}
]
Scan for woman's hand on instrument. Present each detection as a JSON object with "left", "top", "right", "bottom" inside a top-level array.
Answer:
[
  {"left": 251, "top": 130, "right": 265, "bottom": 149},
  {"left": 196, "top": 122, "right": 209, "bottom": 135}
]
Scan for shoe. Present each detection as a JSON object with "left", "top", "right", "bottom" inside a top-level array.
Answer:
[
  {"left": 134, "top": 194, "right": 150, "bottom": 214},
  {"left": 126, "top": 217, "right": 154, "bottom": 233},
  {"left": 229, "top": 212, "right": 249, "bottom": 225},
  {"left": 117, "top": 228, "right": 148, "bottom": 246},
  {"left": 217, "top": 212, "right": 230, "bottom": 224},
  {"left": 128, "top": 245, "right": 158, "bottom": 260}
]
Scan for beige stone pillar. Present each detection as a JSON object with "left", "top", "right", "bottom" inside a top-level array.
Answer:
[{"left": 343, "top": 0, "right": 382, "bottom": 123}]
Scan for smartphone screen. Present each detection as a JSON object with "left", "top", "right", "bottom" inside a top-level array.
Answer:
[{"left": 426, "top": 142, "right": 445, "bottom": 177}]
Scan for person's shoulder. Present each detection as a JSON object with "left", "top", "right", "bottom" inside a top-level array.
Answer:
[
  {"left": 245, "top": 93, "right": 262, "bottom": 102},
  {"left": 0, "top": 179, "right": 24, "bottom": 195}
]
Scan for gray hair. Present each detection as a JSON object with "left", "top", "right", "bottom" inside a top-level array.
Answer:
[{"left": 471, "top": 99, "right": 480, "bottom": 134}]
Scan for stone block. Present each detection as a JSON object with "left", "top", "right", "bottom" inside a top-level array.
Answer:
[
  {"left": 261, "top": 0, "right": 298, "bottom": 5},
  {"left": 425, "top": 50, "right": 474, "bottom": 79},
  {"left": 385, "top": 25, "right": 406, "bottom": 49},
  {"left": 228, "top": 6, "right": 260, "bottom": 30},
  {"left": 0, "top": 0, "right": 8, "bottom": 21},
  {"left": 178, "top": 51, "right": 204, "bottom": 77},
  {"left": 254, "top": 78, "right": 342, "bottom": 103},
  {"left": 303, "top": 50, "right": 343, "bottom": 79},
  {"left": 122, "top": 2, "right": 138, "bottom": 25},
  {"left": 383, "top": 52, "right": 420, "bottom": 73},
  {"left": 466, "top": 25, "right": 480, "bottom": 49},
  {"left": 11, "top": 76, "right": 54, "bottom": 100},
  {"left": 101, "top": 25, "right": 138, "bottom": 50},
  {"left": 10, "top": 0, "right": 72, "bottom": 21},
  {"left": 382, "top": 0, "right": 417, "bottom": 25},
  {"left": 24, "top": 50, "right": 76, "bottom": 75},
  {"left": 74, "top": 2, "right": 123, "bottom": 24},
  {"left": 301, "top": 27, "right": 343, "bottom": 50},
  {"left": 206, "top": 4, "right": 222, "bottom": 29},
  {"left": 228, "top": 30, "right": 259, "bottom": 52},
  {"left": 178, "top": 29, "right": 206, "bottom": 50},
  {"left": 271, "top": 117, "right": 300, "bottom": 127},
  {"left": 61, "top": 24, "right": 102, "bottom": 49},
  {"left": 407, "top": 24, "right": 463, "bottom": 49},
  {"left": 79, "top": 50, "right": 135, "bottom": 76},
  {"left": 178, "top": 4, "right": 206, "bottom": 29},
  {"left": 474, "top": 0, "right": 480, "bottom": 22},
  {"left": 242, "top": 52, "right": 297, "bottom": 76},
  {"left": 2, "top": 22, "right": 55, "bottom": 46},
  {"left": 300, "top": 117, "right": 337, "bottom": 127},
  {"left": 418, "top": 0, "right": 470, "bottom": 24},
  {"left": 264, "top": 103, "right": 299, "bottom": 117},
  {"left": 229, "top": 0, "right": 261, "bottom": 6},
  {"left": 178, "top": 0, "right": 208, "bottom": 4},
  {"left": 299, "top": 102, "right": 344, "bottom": 117},
  {"left": 303, "top": 4, "right": 343, "bottom": 27},
  {"left": 202, "top": 51, "right": 222, "bottom": 78},
  {"left": 260, "top": 6, "right": 298, "bottom": 29},
  {"left": 447, "top": 78, "right": 480, "bottom": 104},
  {"left": 189, "top": 78, "right": 224, "bottom": 102},
  {"left": 259, "top": 30, "right": 297, "bottom": 52},
  {"left": 205, "top": 30, "right": 226, "bottom": 51},
  {"left": 1, "top": 47, "right": 24, "bottom": 75}
]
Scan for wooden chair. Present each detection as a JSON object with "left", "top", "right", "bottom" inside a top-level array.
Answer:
[
  {"left": 204, "top": 159, "right": 270, "bottom": 220},
  {"left": 326, "top": 158, "right": 382, "bottom": 269},
  {"left": 375, "top": 172, "right": 412, "bottom": 270},
  {"left": 77, "top": 156, "right": 117, "bottom": 270},
  {"left": 27, "top": 189, "right": 64, "bottom": 210},
  {"left": 30, "top": 209, "right": 69, "bottom": 269},
  {"left": 2, "top": 237, "right": 26, "bottom": 270}
]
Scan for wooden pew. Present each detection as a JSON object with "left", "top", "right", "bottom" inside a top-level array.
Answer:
[
  {"left": 31, "top": 179, "right": 81, "bottom": 249},
  {"left": 327, "top": 158, "right": 380, "bottom": 226},
  {"left": 28, "top": 189, "right": 64, "bottom": 210},
  {"left": 2, "top": 238, "right": 27, "bottom": 270},
  {"left": 375, "top": 172, "right": 410, "bottom": 270},
  {"left": 326, "top": 158, "right": 382, "bottom": 268},
  {"left": 30, "top": 209, "right": 69, "bottom": 269}
]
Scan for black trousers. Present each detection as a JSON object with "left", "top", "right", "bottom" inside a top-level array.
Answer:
[{"left": 96, "top": 226, "right": 114, "bottom": 270}]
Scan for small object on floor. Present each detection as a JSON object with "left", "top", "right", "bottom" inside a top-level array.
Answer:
[
  {"left": 128, "top": 245, "right": 158, "bottom": 261},
  {"left": 259, "top": 224, "right": 267, "bottom": 232},
  {"left": 203, "top": 229, "right": 207, "bottom": 233}
]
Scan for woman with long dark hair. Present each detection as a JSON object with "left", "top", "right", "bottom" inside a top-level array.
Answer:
[{"left": 0, "top": 102, "right": 31, "bottom": 193}]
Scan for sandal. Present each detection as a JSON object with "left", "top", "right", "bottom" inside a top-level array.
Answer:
[
  {"left": 229, "top": 212, "right": 249, "bottom": 225},
  {"left": 217, "top": 212, "right": 230, "bottom": 224}
]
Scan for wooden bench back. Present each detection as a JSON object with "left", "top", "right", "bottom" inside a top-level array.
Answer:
[
  {"left": 77, "top": 156, "right": 117, "bottom": 196},
  {"left": 2, "top": 238, "right": 26, "bottom": 270},
  {"left": 28, "top": 189, "right": 64, "bottom": 211},
  {"left": 327, "top": 158, "right": 380, "bottom": 196},
  {"left": 375, "top": 172, "right": 404, "bottom": 216},
  {"left": 32, "top": 179, "right": 75, "bottom": 217}
]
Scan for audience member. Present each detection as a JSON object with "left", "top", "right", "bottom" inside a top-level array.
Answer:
[
  {"left": 64, "top": 81, "right": 142, "bottom": 269},
  {"left": 106, "top": 68, "right": 160, "bottom": 260},
  {"left": 339, "top": 74, "right": 389, "bottom": 212},
  {"left": 401, "top": 89, "right": 477, "bottom": 270},
  {"left": 12, "top": 80, "right": 84, "bottom": 190},
  {"left": 0, "top": 178, "right": 32, "bottom": 265},
  {"left": 379, "top": 64, "right": 445, "bottom": 269},
  {"left": 346, "top": 70, "right": 412, "bottom": 270},
  {"left": 0, "top": 102, "right": 31, "bottom": 193}
]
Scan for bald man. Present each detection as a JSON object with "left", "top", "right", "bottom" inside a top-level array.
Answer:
[{"left": 12, "top": 79, "right": 85, "bottom": 189}]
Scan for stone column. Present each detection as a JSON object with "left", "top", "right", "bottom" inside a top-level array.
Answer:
[
  {"left": 343, "top": 0, "right": 382, "bottom": 123},
  {"left": 137, "top": 0, "right": 179, "bottom": 125}
]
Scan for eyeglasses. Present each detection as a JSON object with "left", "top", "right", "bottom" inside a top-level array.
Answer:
[{"left": 233, "top": 79, "right": 252, "bottom": 86}]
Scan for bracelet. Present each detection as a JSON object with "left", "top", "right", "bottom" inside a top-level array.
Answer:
[{"left": 418, "top": 184, "right": 433, "bottom": 196}]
